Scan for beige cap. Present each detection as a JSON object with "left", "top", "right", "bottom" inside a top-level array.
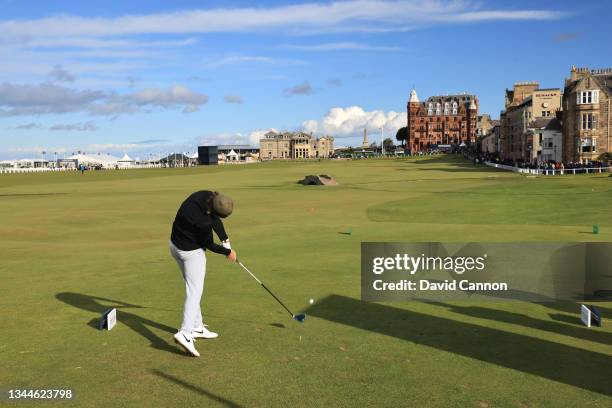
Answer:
[{"left": 212, "top": 193, "right": 233, "bottom": 218}]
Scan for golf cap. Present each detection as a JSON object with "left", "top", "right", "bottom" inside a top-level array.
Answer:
[{"left": 212, "top": 193, "right": 233, "bottom": 218}]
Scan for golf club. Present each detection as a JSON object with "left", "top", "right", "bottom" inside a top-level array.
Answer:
[{"left": 236, "top": 260, "right": 306, "bottom": 323}]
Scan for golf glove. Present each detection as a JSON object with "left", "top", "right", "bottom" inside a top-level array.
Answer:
[{"left": 222, "top": 239, "right": 231, "bottom": 250}]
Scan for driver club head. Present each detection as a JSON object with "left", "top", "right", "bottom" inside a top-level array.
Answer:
[{"left": 293, "top": 313, "right": 306, "bottom": 323}]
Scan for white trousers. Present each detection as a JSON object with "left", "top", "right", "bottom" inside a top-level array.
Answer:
[{"left": 169, "top": 240, "right": 206, "bottom": 334}]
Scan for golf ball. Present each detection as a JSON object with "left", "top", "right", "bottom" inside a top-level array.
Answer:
[{"left": 309, "top": 298, "right": 314, "bottom": 304}]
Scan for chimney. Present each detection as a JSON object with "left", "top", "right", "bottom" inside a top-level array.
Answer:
[{"left": 570, "top": 65, "right": 578, "bottom": 81}]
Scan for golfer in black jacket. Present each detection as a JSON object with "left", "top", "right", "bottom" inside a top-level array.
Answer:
[{"left": 169, "top": 190, "right": 237, "bottom": 357}]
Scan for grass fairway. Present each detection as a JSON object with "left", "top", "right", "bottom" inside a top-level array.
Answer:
[{"left": 1, "top": 155, "right": 611, "bottom": 407}]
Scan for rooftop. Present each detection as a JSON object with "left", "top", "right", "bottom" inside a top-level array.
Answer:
[
  {"left": 528, "top": 117, "right": 562, "bottom": 131},
  {"left": 217, "top": 145, "right": 258, "bottom": 149}
]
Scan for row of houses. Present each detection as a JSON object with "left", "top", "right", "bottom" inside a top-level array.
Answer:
[{"left": 481, "top": 66, "right": 612, "bottom": 165}]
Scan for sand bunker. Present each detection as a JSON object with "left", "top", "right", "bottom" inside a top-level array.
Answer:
[{"left": 298, "top": 174, "right": 338, "bottom": 186}]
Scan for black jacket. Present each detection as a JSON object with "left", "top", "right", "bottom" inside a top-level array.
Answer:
[{"left": 170, "top": 191, "right": 231, "bottom": 255}]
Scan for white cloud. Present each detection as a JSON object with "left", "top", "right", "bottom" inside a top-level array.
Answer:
[
  {"left": 224, "top": 94, "right": 244, "bottom": 104},
  {"left": 0, "top": 2, "right": 566, "bottom": 39},
  {"left": 14, "top": 122, "right": 42, "bottom": 129},
  {"left": 49, "top": 121, "right": 96, "bottom": 131},
  {"left": 207, "top": 55, "right": 303, "bottom": 68},
  {"left": 182, "top": 105, "right": 200, "bottom": 113},
  {"left": 436, "top": 10, "right": 565, "bottom": 23},
  {"left": 197, "top": 133, "right": 248, "bottom": 146},
  {"left": 197, "top": 107, "right": 405, "bottom": 149},
  {"left": 7, "top": 146, "right": 68, "bottom": 154},
  {"left": 0, "top": 82, "right": 105, "bottom": 115},
  {"left": 127, "top": 85, "right": 207, "bottom": 109},
  {"left": 49, "top": 64, "right": 75, "bottom": 82},
  {"left": 196, "top": 128, "right": 278, "bottom": 147},
  {"left": 248, "top": 129, "right": 278, "bottom": 146},
  {"left": 208, "top": 56, "right": 274, "bottom": 67},
  {"left": 4, "top": 140, "right": 169, "bottom": 157},
  {"left": 25, "top": 37, "right": 198, "bottom": 49},
  {"left": 284, "top": 81, "right": 314, "bottom": 96},
  {"left": 301, "top": 106, "right": 405, "bottom": 138},
  {"left": 84, "top": 143, "right": 139, "bottom": 151},
  {"left": 0, "top": 81, "right": 207, "bottom": 116},
  {"left": 283, "top": 42, "right": 401, "bottom": 52}
]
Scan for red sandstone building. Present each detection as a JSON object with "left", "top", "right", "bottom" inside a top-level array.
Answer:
[{"left": 406, "top": 89, "right": 478, "bottom": 152}]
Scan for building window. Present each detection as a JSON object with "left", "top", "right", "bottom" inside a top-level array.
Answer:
[
  {"left": 541, "top": 111, "right": 551, "bottom": 117},
  {"left": 435, "top": 103, "right": 441, "bottom": 116},
  {"left": 581, "top": 137, "right": 596, "bottom": 153},
  {"left": 444, "top": 102, "right": 450, "bottom": 115},
  {"left": 452, "top": 102, "right": 458, "bottom": 115},
  {"left": 577, "top": 90, "right": 599, "bottom": 105},
  {"left": 581, "top": 113, "right": 597, "bottom": 130},
  {"left": 428, "top": 103, "right": 433, "bottom": 115}
]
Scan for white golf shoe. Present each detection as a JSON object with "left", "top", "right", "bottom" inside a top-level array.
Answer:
[
  {"left": 192, "top": 324, "right": 218, "bottom": 339},
  {"left": 173, "top": 331, "right": 200, "bottom": 357}
]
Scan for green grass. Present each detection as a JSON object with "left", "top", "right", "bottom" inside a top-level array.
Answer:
[{"left": 0, "top": 155, "right": 611, "bottom": 407}]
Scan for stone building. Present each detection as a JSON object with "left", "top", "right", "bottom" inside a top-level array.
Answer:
[
  {"left": 480, "top": 124, "right": 501, "bottom": 154},
  {"left": 259, "top": 131, "right": 334, "bottom": 160},
  {"left": 406, "top": 89, "right": 478, "bottom": 152},
  {"left": 476, "top": 114, "right": 498, "bottom": 138},
  {"left": 499, "top": 83, "right": 562, "bottom": 162},
  {"left": 562, "top": 66, "right": 612, "bottom": 163},
  {"left": 525, "top": 117, "right": 563, "bottom": 164}
]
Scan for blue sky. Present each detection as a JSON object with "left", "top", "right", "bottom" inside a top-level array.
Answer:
[{"left": 1, "top": 0, "right": 610, "bottom": 159}]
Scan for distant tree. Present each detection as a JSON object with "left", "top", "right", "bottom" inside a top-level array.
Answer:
[
  {"left": 369, "top": 141, "right": 378, "bottom": 148},
  {"left": 383, "top": 138, "right": 394, "bottom": 150},
  {"left": 395, "top": 127, "right": 407, "bottom": 146}
]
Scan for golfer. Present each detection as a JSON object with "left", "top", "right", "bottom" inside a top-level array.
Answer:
[{"left": 169, "top": 190, "right": 236, "bottom": 357}]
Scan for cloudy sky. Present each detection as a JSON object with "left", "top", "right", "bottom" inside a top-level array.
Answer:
[{"left": 1, "top": 0, "right": 610, "bottom": 159}]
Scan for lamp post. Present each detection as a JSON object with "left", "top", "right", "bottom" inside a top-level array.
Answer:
[{"left": 380, "top": 127, "right": 384, "bottom": 156}]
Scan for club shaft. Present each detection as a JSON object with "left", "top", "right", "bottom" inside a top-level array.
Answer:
[
  {"left": 237, "top": 261, "right": 294, "bottom": 317},
  {"left": 261, "top": 283, "right": 294, "bottom": 317},
  {"left": 237, "top": 261, "right": 262, "bottom": 284}
]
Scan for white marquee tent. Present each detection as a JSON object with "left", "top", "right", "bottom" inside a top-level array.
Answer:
[
  {"left": 66, "top": 153, "right": 120, "bottom": 168},
  {"left": 118, "top": 153, "right": 135, "bottom": 166},
  {"left": 226, "top": 149, "right": 239, "bottom": 161}
]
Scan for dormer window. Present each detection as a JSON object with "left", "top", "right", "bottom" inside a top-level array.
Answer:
[
  {"left": 444, "top": 102, "right": 450, "bottom": 115},
  {"left": 452, "top": 102, "right": 458, "bottom": 115},
  {"left": 435, "top": 103, "right": 441, "bottom": 115},
  {"left": 428, "top": 103, "right": 434, "bottom": 115}
]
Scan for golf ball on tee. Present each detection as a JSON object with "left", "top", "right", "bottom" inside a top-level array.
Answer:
[{"left": 309, "top": 298, "right": 314, "bottom": 304}]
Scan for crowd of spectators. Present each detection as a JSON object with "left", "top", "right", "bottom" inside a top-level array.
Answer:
[{"left": 465, "top": 151, "right": 610, "bottom": 173}]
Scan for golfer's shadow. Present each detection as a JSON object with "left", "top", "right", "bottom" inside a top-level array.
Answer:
[
  {"left": 428, "top": 301, "right": 612, "bottom": 346},
  {"left": 304, "top": 295, "right": 612, "bottom": 397},
  {"left": 56, "top": 292, "right": 183, "bottom": 356}
]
